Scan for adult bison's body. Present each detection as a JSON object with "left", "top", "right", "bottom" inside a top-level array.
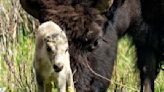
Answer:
[
  {"left": 20, "top": 0, "right": 164, "bottom": 92},
  {"left": 108, "top": 0, "right": 164, "bottom": 91}
]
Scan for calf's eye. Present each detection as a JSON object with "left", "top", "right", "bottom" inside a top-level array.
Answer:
[
  {"left": 47, "top": 46, "right": 52, "bottom": 52},
  {"left": 65, "top": 49, "right": 68, "bottom": 53}
]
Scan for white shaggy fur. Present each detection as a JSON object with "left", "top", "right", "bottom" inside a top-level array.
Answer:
[{"left": 33, "top": 21, "right": 75, "bottom": 92}]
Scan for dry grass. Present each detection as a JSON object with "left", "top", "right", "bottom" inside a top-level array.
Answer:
[{"left": 0, "top": 0, "right": 38, "bottom": 91}]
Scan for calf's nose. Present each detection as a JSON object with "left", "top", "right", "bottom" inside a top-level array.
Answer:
[{"left": 53, "top": 64, "right": 63, "bottom": 72}]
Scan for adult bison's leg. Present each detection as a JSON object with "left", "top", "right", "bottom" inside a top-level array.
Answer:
[
  {"left": 136, "top": 47, "right": 158, "bottom": 92},
  {"left": 35, "top": 72, "right": 44, "bottom": 92}
]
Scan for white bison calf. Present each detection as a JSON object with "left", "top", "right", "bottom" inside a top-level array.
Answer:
[{"left": 33, "top": 21, "right": 75, "bottom": 92}]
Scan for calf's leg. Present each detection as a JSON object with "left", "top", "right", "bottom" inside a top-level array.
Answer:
[
  {"left": 67, "top": 70, "right": 75, "bottom": 92},
  {"left": 58, "top": 72, "right": 67, "bottom": 92},
  {"left": 44, "top": 82, "right": 52, "bottom": 92}
]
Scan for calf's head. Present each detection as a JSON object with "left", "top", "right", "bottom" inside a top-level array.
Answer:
[{"left": 37, "top": 21, "right": 69, "bottom": 72}]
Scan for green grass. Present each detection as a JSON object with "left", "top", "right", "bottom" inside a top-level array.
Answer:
[
  {"left": 0, "top": 0, "right": 37, "bottom": 91},
  {"left": 0, "top": 0, "right": 164, "bottom": 92},
  {"left": 0, "top": 31, "right": 36, "bottom": 92},
  {"left": 109, "top": 35, "right": 139, "bottom": 92},
  {"left": 1, "top": 33, "right": 164, "bottom": 92},
  {"left": 109, "top": 35, "right": 164, "bottom": 92}
]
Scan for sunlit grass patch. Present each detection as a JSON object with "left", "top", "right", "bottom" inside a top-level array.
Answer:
[
  {"left": 0, "top": 34, "right": 36, "bottom": 92},
  {"left": 109, "top": 35, "right": 139, "bottom": 92}
]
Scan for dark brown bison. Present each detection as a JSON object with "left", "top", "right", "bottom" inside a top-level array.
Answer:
[
  {"left": 20, "top": 0, "right": 164, "bottom": 92},
  {"left": 20, "top": 0, "right": 117, "bottom": 92}
]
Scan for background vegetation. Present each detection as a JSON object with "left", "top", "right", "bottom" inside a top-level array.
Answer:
[{"left": 0, "top": 0, "right": 164, "bottom": 92}]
